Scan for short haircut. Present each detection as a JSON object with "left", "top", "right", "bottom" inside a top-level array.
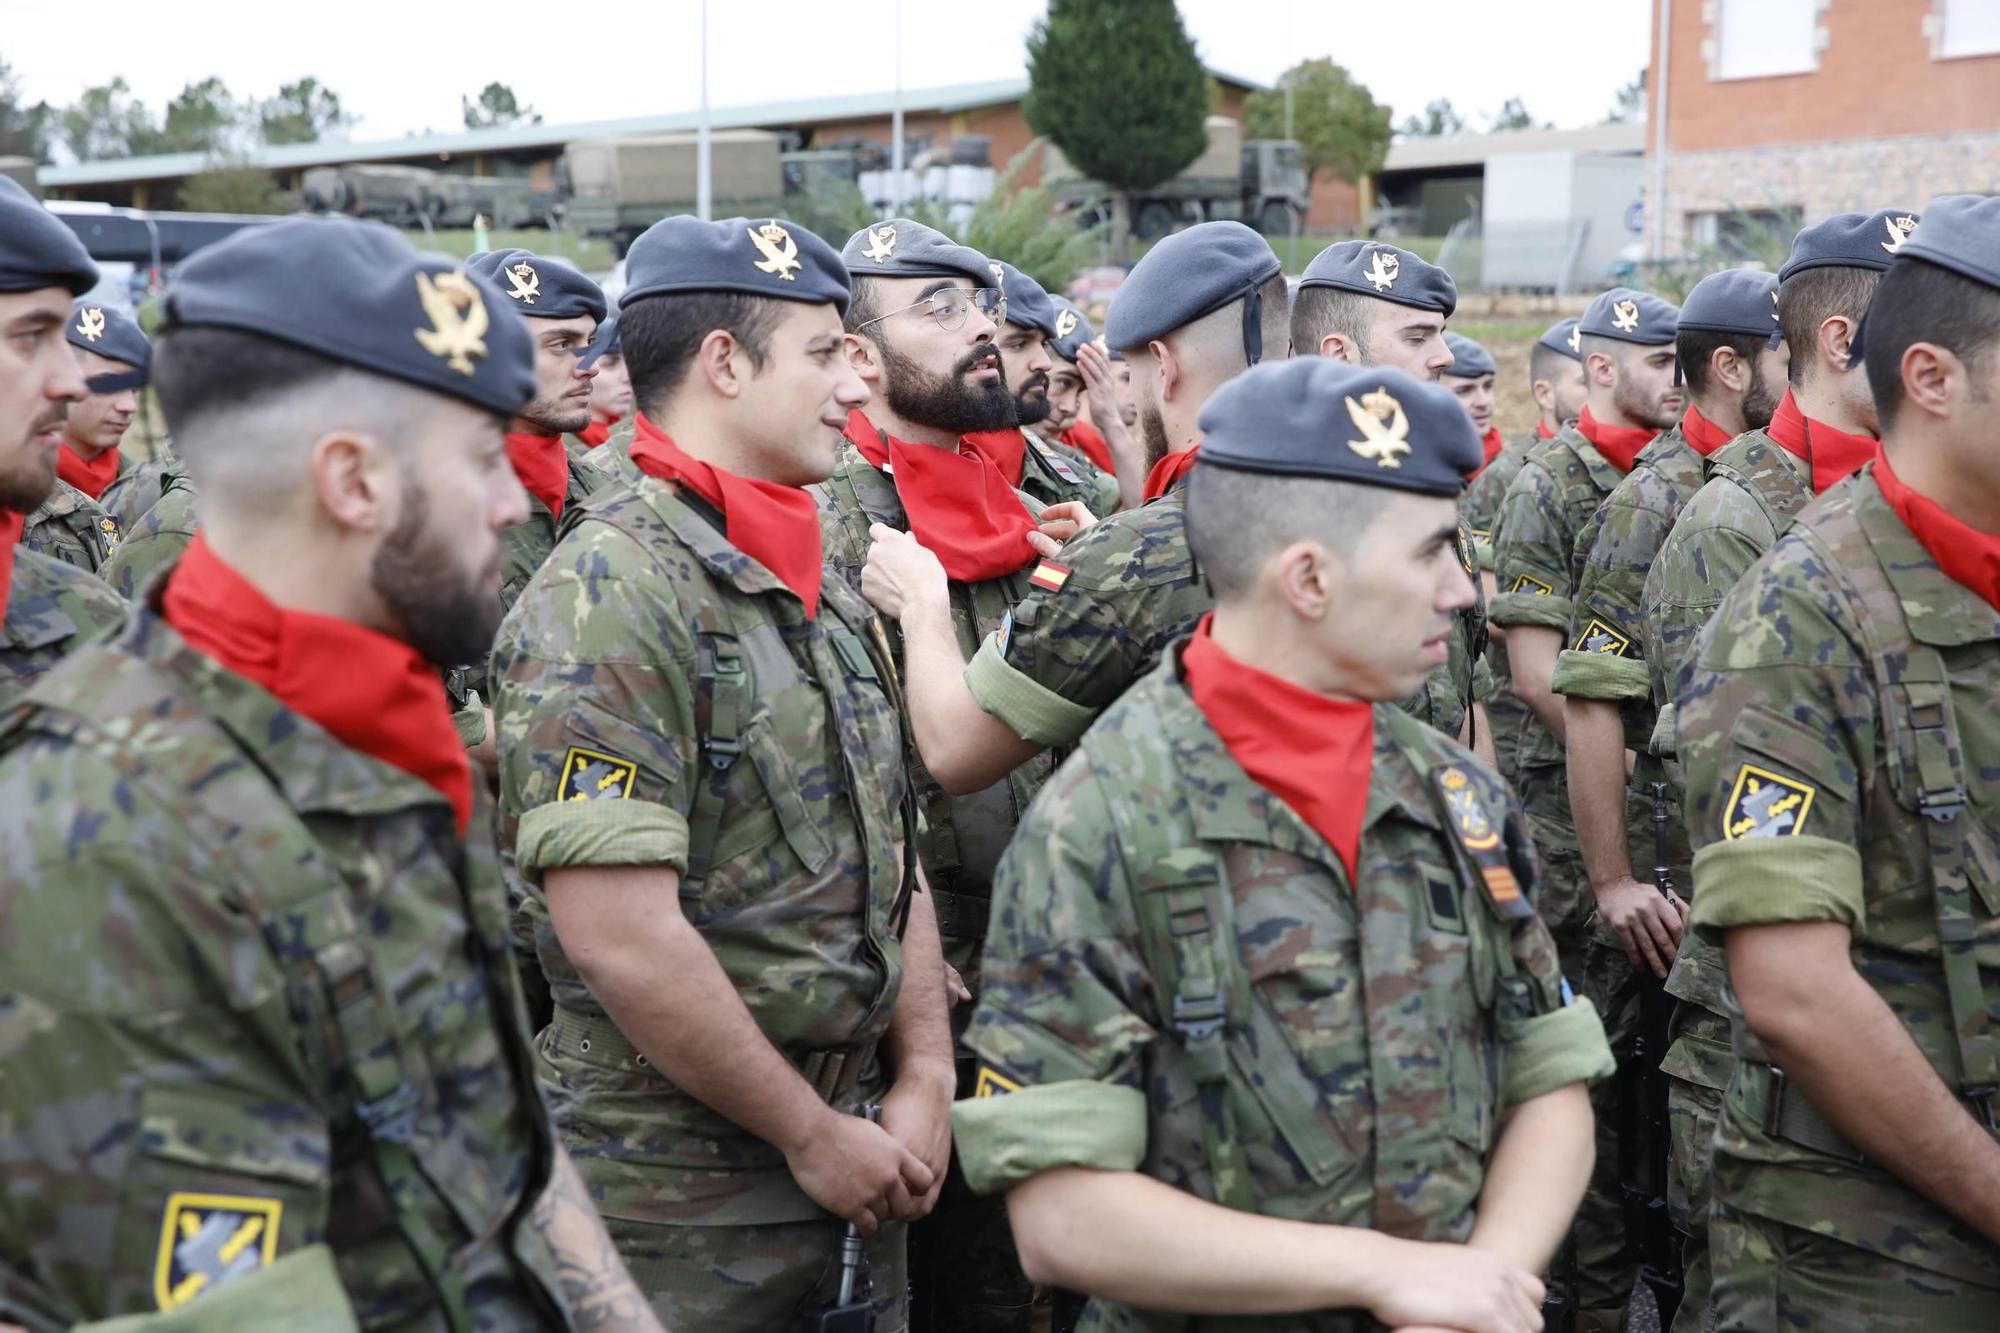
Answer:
[
  {"left": 153, "top": 324, "right": 353, "bottom": 429},
  {"left": 1863, "top": 259, "right": 2000, "bottom": 433},
  {"left": 1184, "top": 463, "right": 1392, "bottom": 598},
  {"left": 1255, "top": 271, "right": 1292, "bottom": 361},
  {"left": 1289, "top": 284, "right": 1376, "bottom": 360},
  {"left": 844, "top": 275, "right": 888, "bottom": 334},
  {"left": 1529, "top": 340, "right": 1573, "bottom": 388},
  {"left": 1677, "top": 328, "right": 1767, "bottom": 398},
  {"left": 1778, "top": 265, "right": 1880, "bottom": 386},
  {"left": 621, "top": 290, "right": 784, "bottom": 413}
]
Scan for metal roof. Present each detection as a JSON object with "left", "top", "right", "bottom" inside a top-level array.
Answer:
[
  {"left": 1382, "top": 121, "right": 1646, "bottom": 173},
  {"left": 42, "top": 70, "right": 1266, "bottom": 187}
]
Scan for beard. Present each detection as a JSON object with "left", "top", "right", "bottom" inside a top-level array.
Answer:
[
  {"left": 1011, "top": 371, "right": 1053, "bottom": 427},
  {"left": 879, "top": 338, "right": 1017, "bottom": 435},
  {"left": 0, "top": 405, "right": 63, "bottom": 513},
  {"left": 1138, "top": 403, "right": 1171, "bottom": 471},
  {"left": 370, "top": 476, "right": 505, "bottom": 668},
  {"left": 1740, "top": 359, "right": 1781, "bottom": 432},
  {"left": 1613, "top": 373, "right": 1680, "bottom": 432},
  {"left": 520, "top": 387, "right": 591, "bottom": 435}
]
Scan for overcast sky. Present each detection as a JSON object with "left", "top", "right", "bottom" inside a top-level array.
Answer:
[{"left": 9, "top": 0, "right": 1649, "bottom": 148}]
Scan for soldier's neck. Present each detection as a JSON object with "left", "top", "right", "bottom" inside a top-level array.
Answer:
[
  {"left": 653, "top": 401, "right": 794, "bottom": 485},
  {"left": 861, "top": 404, "right": 960, "bottom": 453},
  {"left": 1209, "top": 603, "right": 1368, "bottom": 702},
  {"left": 1882, "top": 433, "right": 2000, "bottom": 535},
  {"left": 1584, "top": 391, "right": 1647, "bottom": 433},
  {"left": 1690, "top": 391, "right": 1747, "bottom": 439},
  {"left": 1793, "top": 374, "right": 1874, "bottom": 439},
  {"left": 198, "top": 513, "right": 395, "bottom": 635},
  {"left": 60, "top": 430, "right": 112, "bottom": 461}
]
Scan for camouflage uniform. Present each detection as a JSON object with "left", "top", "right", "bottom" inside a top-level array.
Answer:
[
  {"left": 0, "top": 598, "right": 571, "bottom": 1331},
  {"left": 501, "top": 446, "right": 607, "bottom": 615},
  {"left": 101, "top": 464, "right": 197, "bottom": 602},
  {"left": 1461, "top": 432, "right": 1539, "bottom": 786},
  {"left": 815, "top": 440, "right": 1050, "bottom": 1332},
  {"left": 1553, "top": 423, "right": 1713, "bottom": 1325},
  {"left": 1406, "top": 532, "right": 1493, "bottom": 745},
  {"left": 579, "top": 417, "right": 639, "bottom": 483},
  {"left": 492, "top": 473, "right": 914, "bottom": 1332},
  {"left": 952, "top": 648, "right": 1616, "bottom": 1332},
  {"left": 99, "top": 452, "right": 179, "bottom": 531},
  {"left": 21, "top": 477, "right": 121, "bottom": 574},
  {"left": 1680, "top": 470, "right": 2000, "bottom": 1329},
  {"left": 0, "top": 546, "right": 126, "bottom": 712},
  {"left": 1020, "top": 428, "right": 1120, "bottom": 517},
  {"left": 1490, "top": 422, "right": 1648, "bottom": 1330}
]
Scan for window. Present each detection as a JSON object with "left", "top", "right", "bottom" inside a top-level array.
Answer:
[
  {"left": 1935, "top": 0, "right": 2000, "bottom": 58},
  {"left": 1711, "top": 0, "right": 1820, "bottom": 81}
]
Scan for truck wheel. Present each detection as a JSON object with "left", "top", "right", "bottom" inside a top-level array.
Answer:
[
  {"left": 1134, "top": 202, "right": 1177, "bottom": 240},
  {"left": 1256, "top": 201, "right": 1297, "bottom": 236}
]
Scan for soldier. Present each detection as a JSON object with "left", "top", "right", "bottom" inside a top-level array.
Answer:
[
  {"left": 1045, "top": 295, "right": 1145, "bottom": 507},
  {"left": 0, "top": 177, "right": 126, "bottom": 712},
  {"left": 970, "top": 261, "right": 1122, "bottom": 516},
  {"left": 951, "top": 356, "right": 1614, "bottom": 1332},
  {"left": 1491, "top": 284, "right": 1680, "bottom": 1333},
  {"left": 1444, "top": 330, "right": 1504, "bottom": 474},
  {"left": 488, "top": 214, "right": 953, "bottom": 1332},
  {"left": 1292, "top": 239, "right": 1494, "bottom": 763},
  {"left": 1680, "top": 192, "right": 2000, "bottom": 1329},
  {"left": 578, "top": 312, "right": 630, "bottom": 448},
  {"left": 1552, "top": 269, "right": 1786, "bottom": 1330},
  {"left": 0, "top": 216, "right": 663, "bottom": 1329},
  {"left": 23, "top": 297, "right": 150, "bottom": 573}
]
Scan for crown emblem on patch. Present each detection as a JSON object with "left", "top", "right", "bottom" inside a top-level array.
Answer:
[
  {"left": 1363, "top": 248, "right": 1400, "bottom": 291},
  {"left": 1345, "top": 387, "right": 1411, "bottom": 468},
  {"left": 503, "top": 260, "right": 540, "bottom": 304},
  {"left": 747, "top": 221, "right": 802, "bottom": 280},
  {"left": 1882, "top": 214, "right": 1918, "bottom": 254}
]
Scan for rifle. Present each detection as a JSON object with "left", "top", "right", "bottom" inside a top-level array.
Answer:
[
  {"left": 1621, "top": 783, "right": 1685, "bottom": 1325},
  {"left": 812, "top": 1104, "right": 882, "bottom": 1333}
]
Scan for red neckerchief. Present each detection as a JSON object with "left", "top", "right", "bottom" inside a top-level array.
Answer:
[
  {"left": 1576, "top": 406, "right": 1655, "bottom": 475},
  {"left": 1874, "top": 454, "right": 2000, "bottom": 614},
  {"left": 845, "top": 409, "right": 1039, "bottom": 583},
  {"left": 1536, "top": 420, "right": 1557, "bottom": 440},
  {"left": 1766, "top": 388, "right": 1878, "bottom": 495},
  {"left": 579, "top": 418, "right": 615, "bottom": 449},
  {"left": 1468, "top": 426, "right": 1505, "bottom": 480},
  {"left": 505, "top": 432, "right": 570, "bottom": 518},
  {"left": 0, "top": 511, "right": 23, "bottom": 624},
  {"left": 1680, "top": 401, "right": 1734, "bottom": 457},
  {"left": 628, "top": 413, "right": 825, "bottom": 618},
  {"left": 57, "top": 443, "right": 121, "bottom": 500},
  {"left": 1060, "top": 421, "right": 1115, "bottom": 473},
  {"left": 162, "top": 533, "right": 472, "bottom": 834},
  {"left": 963, "top": 428, "right": 1029, "bottom": 489},
  {"left": 1143, "top": 444, "right": 1201, "bottom": 501},
  {"left": 1182, "top": 615, "right": 1373, "bottom": 882}
]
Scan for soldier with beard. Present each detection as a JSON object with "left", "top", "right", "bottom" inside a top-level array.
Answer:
[
  {"left": 23, "top": 299, "right": 150, "bottom": 574},
  {"left": 0, "top": 216, "right": 663, "bottom": 1331},
  {"left": 0, "top": 177, "right": 125, "bottom": 711}
]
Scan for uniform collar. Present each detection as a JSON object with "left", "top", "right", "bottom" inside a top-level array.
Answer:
[
  {"left": 1554, "top": 422, "right": 1633, "bottom": 496},
  {"left": 627, "top": 470, "right": 814, "bottom": 616},
  {"left": 1854, "top": 467, "right": 2000, "bottom": 647}
]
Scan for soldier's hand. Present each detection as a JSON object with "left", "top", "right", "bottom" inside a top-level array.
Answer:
[
  {"left": 1366, "top": 1239, "right": 1544, "bottom": 1333},
  {"left": 1593, "top": 876, "right": 1687, "bottom": 979},
  {"left": 786, "top": 1110, "right": 934, "bottom": 1237},
  {"left": 1076, "top": 341, "right": 1119, "bottom": 415},
  {"left": 880, "top": 1063, "right": 955, "bottom": 1219},
  {"left": 861, "top": 522, "right": 949, "bottom": 621},
  {"left": 1033, "top": 501, "right": 1096, "bottom": 555}
]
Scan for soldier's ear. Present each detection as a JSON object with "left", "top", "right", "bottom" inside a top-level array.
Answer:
[
  {"left": 845, "top": 331, "right": 883, "bottom": 383},
  {"left": 1270, "top": 538, "right": 1336, "bottom": 621},
  {"left": 698, "top": 329, "right": 747, "bottom": 399}
]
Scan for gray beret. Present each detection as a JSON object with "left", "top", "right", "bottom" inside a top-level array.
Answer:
[
  {"left": 1441, "top": 331, "right": 1495, "bottom": 378},
  {"left": 1896, "top": 194, "right": 2000, "bottom": 291},
  {"left": 619, "top": 215, "right": 850, "bottom": 318},
  {"left": 997, "top": 262, "right": 1059, "bottom": 338},
  {"left": 0, "top": 175, "right": 97, "bottom": 296},
  {"left": 1197, "top": 357, "right": 1481, "bottom": 497},
  {"left": 163, "top": 215, "right": 536, "bottom": 417},
  {"left": 1578, "top": 287, "right": 1678, "bottom": 345},
  {"left": 66, "top": 299, "right": 152, "bottom": 377},
  {"left": 578, "top": 312, "right": 621, "bottom": 370},
  {"left": 1299, "top": 240, "right": 1457, "bottom": 318},
  {"left": 1677, "top": 269, "right": 1781, "bottom": 337},
  {"left": 1779, "top": 209, "right": 1921, "bottom": 281},
  {"left": 1537, "top": 318, "right": 1583, "bottom": 362},
  {"left": 1048, "top": 297, "right": 1097, "bottom": 363},
  {"left": 466, "top": 248, "right": 608, "bottom": 321},
  {"left": 1105, "top": 221, "right": 1281, "bottom": 363},
  {"left": 842, "top": 218, "right": 993, "bottom": 289}
]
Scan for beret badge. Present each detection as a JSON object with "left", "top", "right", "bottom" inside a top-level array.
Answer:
[
  {"left": 861, "top": 225, "right": 898, "bottom": 264},
  {"left": 1363, "top": 249, "right": 1399, "bottom": 292},
  {"left": 413, "top": 270, "right": 491, "bottom": 377},
  {"left": 1345, "top": 388, "right": 1412, "bottom": 469},
  {"left": 1055, "top": 308, "right": 1078, "bottom": 339},
  {"left": 1882, "top": 215, "right": 1918, "bottom": 254},
  {"left": 503, "top": 260, "right": 540, "bottom": 304},
  {"left": 1611, "top": 299, "right": 1640, "bottom": 332},
  {"left": 76, "top": 307, "right": 106, "bottom": 342},
  {"left": 748, "top": 221, "right": 802, "bottom": 280}
]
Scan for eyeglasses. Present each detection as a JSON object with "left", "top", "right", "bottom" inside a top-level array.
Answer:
[{"left": 857, "top": 286, "right": 1007, "bottom": 333}]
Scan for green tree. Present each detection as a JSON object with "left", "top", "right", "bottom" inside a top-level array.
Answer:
[
  {"left": 957, "top": 152, "right": 1106, "bottom": 294},
  {"left": 1243, "top": 58, "right": 1392, "bottom": 189},
  {"left": 259, "top": 78, "right": 350, "bottom": 145},
  {"left": 60, "top": 78, "right": 155, "bottom": 161},
  {"left": 1023, "top": 0, "right": 1207, "bottom": 259},
  {"left": 462, "top": 82, "right": 541, "bottom": 130},
  {"left": 1398, "top": 97, "right": 1467, "bottom": 137},
  {"left": 1605, "top": 69, "right": 1648, "bottom": 124},
  {"left": 0, "top": 59, "right": 55, "bottom": 161},
  {"left": 179, "top": 160, "right": 289, "bottom": 214},
  {"left": 1488, "top": 97, "right": 1547, "bottom": 132},
  {"left": 154, "top": 77, "right": 242, "bottom": 154}
]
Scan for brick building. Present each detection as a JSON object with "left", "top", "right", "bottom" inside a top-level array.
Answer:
[{"left": 1645, "top": 0, "right": 2000, "bottom": 256}]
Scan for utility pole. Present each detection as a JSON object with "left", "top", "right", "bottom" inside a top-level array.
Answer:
[{"left": 697, "top": 0, "right": 713, "bottom": 221}]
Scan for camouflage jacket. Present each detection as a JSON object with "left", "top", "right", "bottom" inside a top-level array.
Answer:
[
  {"left": 1020, "top": 428, "right": 1121, "bottom": 517},
  {"left": 1407, "top": 531, "right": 1491, "bottom": 743},
  {"left": 1681, "top": 471, "right": 2000, "bottom": 1288},
  {"left": 815, "top": 441, "right": 1055, "bottom": 979},
  {"left": 1460, "top": 430, "right": 1539, "bottom": 572},
  {"left": 0, "top": 602, "right": 568, "bottom": 1330},
  {"left": 21, "top": 478, "right": 120, "bottom": 574},
  {"left": 953, "top": 648, "right": 1614, "bottom": 1332},
  {"left": 0, "top": 547, "right": 125, "bottom": 713},
  {"left": 101, "top": 465, "right": 198, "bottom": 602},
  {"left": 99, "top": 452, "right": 179, "bottom": 531},
  {"left": 576, "top": 418, "right": 638, "bottom": 484},
  {"left": 502, "top": 445, "right": 607, "bottom": 615},
  {"left": 492, "top": 474, "right": 910, "bottom": 1226}
]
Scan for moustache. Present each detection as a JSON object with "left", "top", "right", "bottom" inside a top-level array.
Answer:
[
  {"left": 1019, "top": 372, "right": 1050, "bottom": 397},
  {"left": 957, "top": 345, "right": 1000, "bottom": 377},
  {"left": 29, "top": 404, "right": 66, "bottom": 436}
]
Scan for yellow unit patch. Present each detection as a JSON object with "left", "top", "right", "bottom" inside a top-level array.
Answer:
[
  {"left": 1509, "top": 573, "right": 1555, "bottom": 596},
  {"left": 1722, "top": 764, "right": 1817, "bottom": 840},
  {"left": 1574, "top": 618, "right": 1632, "bottom": 656},
  {"left": 973, "top": 1066, "right": 1022, "bottom": 1098},
  {"left": 1438, "top": 767, "right": 1501, "bottom": 851},
  {"left": 154, "top": 1192, "right": 282, "bottom": 1311},
  {"left": 1455, "top": 527, "right": 1476, "bottom": 575},
  {"left": 560, "top": 745, "right": 638, "bottom": 802}
]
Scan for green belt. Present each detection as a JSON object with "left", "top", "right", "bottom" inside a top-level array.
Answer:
[
  {"left": 931, "top": 886, "right": 991, "bottom": 944},
  {"left": 1734, "top": 1061, "right": 1998, "bottom": 1165},
  {"left": 546, "top": 1007, "right": 879, "bottom": 1104}
]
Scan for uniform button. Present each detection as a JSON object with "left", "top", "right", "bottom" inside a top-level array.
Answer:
[
  {"left": 636, "top": 1055, "right": 648, "bottom": 1067},
  {"left": 580, "top": 1038, "right": 592, "bottom": 1053}
]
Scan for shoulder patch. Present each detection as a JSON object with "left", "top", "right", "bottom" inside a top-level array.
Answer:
[
  {"left": 155, "top": 1192, "right": 282, "bottom": 1310},
  {"left": 1029, "top": 561, "right": 1070, "bottom": 593},
  {"left": 1509, "top": 573, "right": 1555, "bottom": 596},
  {"left": 1573, "top": 617, "right": 1633, "bottom": 657},
  {"left": 559, "top": 745, "right": 639, "bottom": 802},
  {"left": 995, "top": 609, "right": 1013, "bottom": 660},
  {"left": 1040, "top": 446, "right": 1083, "bottom": 485},
  {"left": 1430, "top": 765, "right": 1534, "bottom": 921},
  {"left": 973, "top": 1065, "right": 1022, "bottom": 1098},
  {"left": 1722, "top": 763, "right": 1816, "bottom": 840},
  {"left": 1456, "top": 526, "right": 1476, "bottom": 575}
]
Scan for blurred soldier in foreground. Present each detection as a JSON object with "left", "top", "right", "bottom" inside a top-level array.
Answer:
[
  {"left": 954, "top": 357, "right": 1613, "bottom": 1332},
  {"left": 0, "top": 215, "right": 662, "bottom": 1330}
]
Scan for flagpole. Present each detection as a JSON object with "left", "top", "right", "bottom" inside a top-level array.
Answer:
[
  {"left": 697, "top": 0, "right": 713, "bottom": 221},
  {"left": 890, "top": 0, "right": 905, "bottom": 216}
]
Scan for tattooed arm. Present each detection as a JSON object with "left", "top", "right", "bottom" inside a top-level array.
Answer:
[{"left": 529, "top": 1147, "right": 669, "bottom": 1332}]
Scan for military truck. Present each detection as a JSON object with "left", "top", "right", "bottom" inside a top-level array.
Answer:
[
  {"left": 563, "top": 130, "right": 788, "bottom": 253},
  {"left": 1045, "top": 116, "right": 1310, "bottom": 240},
  {"left": 300, "top": 164, "right": 536, "bottom": 229}
]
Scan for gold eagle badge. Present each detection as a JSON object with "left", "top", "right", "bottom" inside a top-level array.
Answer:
[
  {"left": 861, "top": 225, "right": 898, "bottom": 264},
  {"left": 503, "top": 260, "right": 540, "bottom": 304},
  {"left": 747, "top": 221, "right": 801, "bottom": 280},
  {"left": 1363, "top": 248, "right": 1400, "bottom": 292},
  {"left": 1345, "top": 388, "right": 1412, "bottom": 469},
  {"left": 76, "top": 307, "right": 107, "bottom": 342},
  {"left": 413, "top": 270, "right": 490, "bottom": 377},
  {"left": 1611, "top": 299, "right": 1641, "bottom": 333}
]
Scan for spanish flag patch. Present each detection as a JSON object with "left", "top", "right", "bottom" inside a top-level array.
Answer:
[{"left": 1028, "top": 561, "right": 1070, "bottom": 592}]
